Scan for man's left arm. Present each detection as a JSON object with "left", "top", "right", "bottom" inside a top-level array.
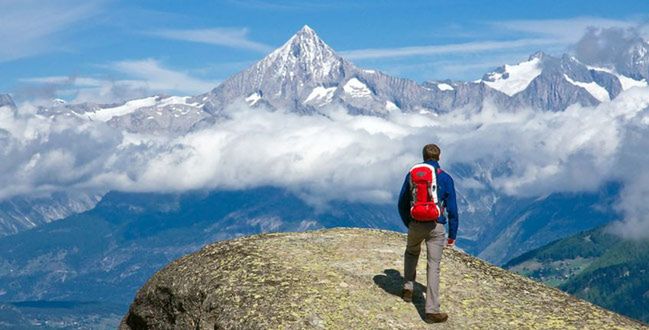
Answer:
[{"left": 444, "top": 175, "right": 459, "bottom": 246}]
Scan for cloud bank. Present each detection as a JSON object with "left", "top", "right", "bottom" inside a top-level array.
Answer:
[{"left": 2, "top": 86, "right": 649, "bottom": 238}]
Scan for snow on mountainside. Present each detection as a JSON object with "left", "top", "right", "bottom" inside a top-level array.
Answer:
[
  {"left": 343, "top": 78, "right": 373, "bottom": 97},
  {"left": 85, "top": 96, "right": 161, "bottom": 121},
  {"left": 563, "top": 74, "right": 610, "bottom": 102},
  {"left": 435, "top": 82, "right": 454, "bottom": 91},
  {"left": 587, "top": 65, "right": 648, "bottom": 91},
  {"left": 304, "top": 86, "right": 336, "bottom": 104},
  {"left": 483, "top": 57, "right": 543, "bottom": 96}
]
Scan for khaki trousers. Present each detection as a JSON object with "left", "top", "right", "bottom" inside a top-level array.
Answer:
[{"left": 403, "top": 220, "right": 445, "bottom": 313}]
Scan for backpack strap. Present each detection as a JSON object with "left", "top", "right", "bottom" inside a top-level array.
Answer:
[{"left": 435, "top": 168, "right": 445, "bottom": 214}]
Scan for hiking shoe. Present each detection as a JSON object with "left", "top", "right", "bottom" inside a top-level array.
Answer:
[
  {"left": 402, "top": 289, "right": 413, "bottom": 302},
  {"left": 425, "top": 312, "right": 448, "bottom": 323}
]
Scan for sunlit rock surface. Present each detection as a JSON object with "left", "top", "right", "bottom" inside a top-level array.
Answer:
[{"left": 121, "top": 228, "right": 646, "bottom": 329}]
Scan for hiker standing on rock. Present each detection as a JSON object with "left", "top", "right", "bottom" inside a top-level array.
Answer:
[{"left": 397, "top": 143, "right": 459, "bottom": 324}]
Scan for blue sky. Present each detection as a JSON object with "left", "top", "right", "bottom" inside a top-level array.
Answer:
[{"left": 1, "top": 0, "right": 648, "bottom": 103}]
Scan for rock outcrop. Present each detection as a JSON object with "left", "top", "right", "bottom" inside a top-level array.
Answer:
[{"left": 120, "top": 228, "right": 647, "bottom": 329}]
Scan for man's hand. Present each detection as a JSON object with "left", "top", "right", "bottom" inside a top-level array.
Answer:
[{"left": 446, "top": 238, "right": 455, "bottom": 247}]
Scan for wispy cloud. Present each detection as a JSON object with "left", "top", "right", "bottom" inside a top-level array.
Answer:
[
  {"left": 111, "top": 58, "right": 219, "bottom": 93},
  {"left": 18, "top": 59, "right": 219, "bottom": 103},
  {"left": 146, "top": 28, "right": 272, "bottom": 53},
  {"left": 224, "top": 0, "right": 360, "bottom": 11},
  {"left": 341, "top": 38, "right": 557, "bottom": 60},
  {"left": 21, "top": 76, "right": 106, "bottom": 87},
  {"left": 0, "top": 0, "right": 103, "bottom": 62},
  {"left": 491, "top": 16, "right": 640, "bottom": 43},
  {"left": 372, "top": 52, "right": 535, "bottom": 82}
]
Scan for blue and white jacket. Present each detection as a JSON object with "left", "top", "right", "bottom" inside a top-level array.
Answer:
[{"left": 397, "top": 160, "right": 459, "bottom": 240}]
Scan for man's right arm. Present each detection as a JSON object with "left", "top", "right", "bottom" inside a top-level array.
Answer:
[{"left": 397, "top": 174, "right": 411, "bottom": 228}]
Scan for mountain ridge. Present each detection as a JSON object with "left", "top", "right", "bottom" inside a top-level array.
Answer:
[
  {"left": 506, "top": 224, "right": 649, "bottom": 323},
  {"left": 24, "top": 25, "right": 649, "bottom": 135}
]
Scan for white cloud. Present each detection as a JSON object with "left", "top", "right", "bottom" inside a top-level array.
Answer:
[
  {"left": 21, "top": 76, "right": 106, "bottom": 87},
  {"left": 3, "top": 86, "right": 649, "bottom": 238},
  {"left": 491, "top": 17, "right": 639, "bottom": 43},
  {"left": 146, "top": 28, "right": 272, "bottom": 53},
  {"left": 0, "top": 0, "right": 102, "bottom": 62},
  {"left": 111, "top": 58, "right": 219, "bottom": 94},
  {"left": 341, "top": 38, "right": 557, "bottom": 60}
]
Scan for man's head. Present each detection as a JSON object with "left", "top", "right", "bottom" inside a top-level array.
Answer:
[{"left": 422, "top": 144, "right": 441, "bottom": 161}]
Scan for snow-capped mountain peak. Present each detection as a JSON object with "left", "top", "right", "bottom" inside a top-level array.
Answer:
[
  {"left": 197, "top": 25, "right": 362, "bottom": 115},
  {"left": 257, "top": 25, "right": 346, "bottom": 83},
  {"left": 528, "top": 50, "right": 547, "bottom": 61}
]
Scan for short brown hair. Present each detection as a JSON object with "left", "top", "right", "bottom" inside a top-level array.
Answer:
[{"left": 422, "top": 144, "right": 441, "bottom": 161}]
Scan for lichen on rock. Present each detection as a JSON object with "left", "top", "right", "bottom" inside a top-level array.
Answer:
[{"left": 120, "top": 228, "right": 647, "bottom": 329}]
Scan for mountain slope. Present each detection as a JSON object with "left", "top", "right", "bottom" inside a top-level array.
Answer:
[
  {"left": 506, "top": 225, "right": 649, "bottom": 323},
  {"left": 120, "top": 228, "right": 646, "bottom": 329},
  {"left": 0, "top": 192, "right": 102, "bottom": 237},
  {"left": 474, "top": 183, "right": 620, "bottom": 264}
]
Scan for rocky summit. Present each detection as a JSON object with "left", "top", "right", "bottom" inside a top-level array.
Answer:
[{"left": 120, "top": 228, "right": 646, "bottom": 329}]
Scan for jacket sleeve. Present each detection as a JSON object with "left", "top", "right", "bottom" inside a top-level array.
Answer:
[
  {"left": 397, "top": 174, "right": 411, "bottom": 228},
  {"left": 443, "top": 174, "right": 459, "bottom": 240}
]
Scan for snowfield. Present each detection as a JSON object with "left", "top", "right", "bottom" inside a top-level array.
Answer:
[{"left": 483, "top": 58, "right": 542, "bottom": 96}]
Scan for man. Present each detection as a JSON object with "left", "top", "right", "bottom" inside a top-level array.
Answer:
[{"left": 397, "top": 143, "right": 458, "bottom": 324}]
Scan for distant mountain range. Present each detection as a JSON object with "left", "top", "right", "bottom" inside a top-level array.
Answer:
[
  {"left": 5, "top": 25, "right": 645, "bottom": 136},
  {"left": 505, "top": 224, "right": 649, "bottom": 323}
]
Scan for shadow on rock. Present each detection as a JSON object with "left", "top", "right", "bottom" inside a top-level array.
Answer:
[{"left": 373, "top": 268, "right": 427, "bottom": 320}]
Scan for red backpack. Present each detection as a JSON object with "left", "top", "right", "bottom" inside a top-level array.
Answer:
[{"left": 409, "top": 164, "right": 444, "bottom": 222}]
